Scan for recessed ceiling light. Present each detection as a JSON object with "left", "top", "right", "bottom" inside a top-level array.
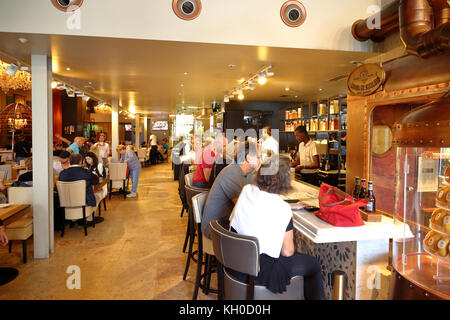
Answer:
[
  {"left": 66, "top": 67, "right": 71, "bottom": 71},
  {"left": 184, "top": 72, "right": 189, "bottom": 76},
  {"left": 319, "top": 88, "right": 323, "bottom": 91},
  {"left": 285, "top": 88, "right": 290, "bottom": 91},
  {"left": 18, "top": 38, "right": 28, "bottom": 44},
  {"left": 180, "top": 84, "right": 184, "bottom": 87},
  {"left": 228, "top": 64, "right": 236, "bottom": 68},
  {"left": 295, "top": 96, "right": 298, "bottom": 98}
]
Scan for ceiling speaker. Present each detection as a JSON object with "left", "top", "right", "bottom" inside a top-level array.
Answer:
[
  {"left": 280, "top": 1, "right": 307, "bottom": 27},
  {"left": 51, "top": 0, "right": 84, "bottom": 12},
  {"left": 172, "top": 0, "right": 202, "bottom": 20}
]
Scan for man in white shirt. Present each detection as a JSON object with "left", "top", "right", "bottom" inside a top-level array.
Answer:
[
  {"left": 148, "top": 132, "right": 158, "bottom": 165},
  {"left": 259, "top": 126, "right": 279, "bottom": 163},
  {"left": 291, "top": 125, "right": 320, "bottom": 186}
]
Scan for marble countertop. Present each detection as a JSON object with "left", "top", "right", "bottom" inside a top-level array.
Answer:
[{"left": 286, "top": 180, "right": 413, "bottom": 243}]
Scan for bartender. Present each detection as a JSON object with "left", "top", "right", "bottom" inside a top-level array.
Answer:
[
  {"left": 291, "top": 125, "right": 320, "bottom": 186},
  {"left": 259, "top": 126, "right": 279, "bottom": 162}
]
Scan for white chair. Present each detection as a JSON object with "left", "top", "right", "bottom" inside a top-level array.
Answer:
[
  {"left": 56, "top": 180, "right": 97, "bottom": 237},
  {"left": 138, "top": 149, "right": 147, "bottom": 167},
  {"left": 108, "top": 162, "right": 128, "bottom": 199},
  {"left": 6, "top": 187, "right": 34, "bottom": 263},
  {"left": 0, "top": 164, "right": 12, "bottom": 180},
  {"left": 185, "top": 172, "right": 194, "bottom": 187}
]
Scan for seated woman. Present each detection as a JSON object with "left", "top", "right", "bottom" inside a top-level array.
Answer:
[
  {"left": 85, "top": 152, "right": 106, "bottom": 178},
  {"left": 17, "top": 157, "right": 33, "bottom": 183},
  {"left": 229, "top": 156, "right": 325, "bottom": 300}
]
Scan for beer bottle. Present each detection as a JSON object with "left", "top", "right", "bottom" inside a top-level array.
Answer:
[
  {"left": 359, "top": 178, "right": 367, "bottom": 200},
  {"left": 365, "top": 181, "right": 376, "bottom": 213},
  {"left": 352, "top": 177, "right": 361, "bottom": 199}
]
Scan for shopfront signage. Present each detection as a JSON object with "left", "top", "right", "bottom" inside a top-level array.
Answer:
[{"left": 347, "top": 63, "right": 386, "bottom": 96}]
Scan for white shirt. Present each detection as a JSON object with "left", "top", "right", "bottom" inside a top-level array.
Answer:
[
  {"left": 230, "top": 185, "right": 293, "bottom": 259},
  {"left": 150, "top": 134, "right": 157, "bottom": 146},
  {"left": 93, "top": 142, "right": 109, "bottom": 163},
  {"left": 298, "top": 139, "right": 319, "bottom": 174},
  {"left": 260, "top": 136, "right": 279, "bottom": 162}
]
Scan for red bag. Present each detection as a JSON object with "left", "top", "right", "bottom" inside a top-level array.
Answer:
[{"left": 315, "top": 183, "right": 367, "bottom": 227}]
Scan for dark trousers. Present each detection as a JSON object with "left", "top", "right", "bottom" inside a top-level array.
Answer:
[
  {"left": 290, "top": 253, "right": 326, "bottom": 300},
  {"left": 150, "top": 146, "right": 158, "bottom": 165},
  {"left": 301, "top": 172, "right": 319, "bottom": 187}
]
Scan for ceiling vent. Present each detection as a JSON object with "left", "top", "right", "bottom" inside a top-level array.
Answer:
[
  {"left": 173, "top": 0, "right": 202, "bottom": 20},
  {"left": 51, "top": 0, "right": 83, "bottom": 12},
  {"left": 281, "top": 1, "right": 307, "bottom": 27}
]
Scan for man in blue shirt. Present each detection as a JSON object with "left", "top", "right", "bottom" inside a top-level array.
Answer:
[{"left": 67, "top": 137, "right": 85, "bottom": 155}]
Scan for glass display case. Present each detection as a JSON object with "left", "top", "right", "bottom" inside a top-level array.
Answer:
[{"left": 391, "top": 95, "right": 450, "bottom": 300}]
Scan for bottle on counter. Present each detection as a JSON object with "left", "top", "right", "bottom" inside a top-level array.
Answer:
[
  {"left": 352, "top": 177, "right": 361, "bottom": 199},
  {"left": 365, "top": 181, "right": 376, "bottom": 213},
  {"left": 359, "top": 178, "right": 368, "bottom": 200}
]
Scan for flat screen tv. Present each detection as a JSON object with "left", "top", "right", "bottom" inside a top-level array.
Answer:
[{"left": 152, "top": 121, "right": 169, "bottom": 131}]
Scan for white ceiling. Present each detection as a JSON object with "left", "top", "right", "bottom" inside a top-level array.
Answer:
[{"left": 0, "top": 32, "right": 379, "bottom": 114}]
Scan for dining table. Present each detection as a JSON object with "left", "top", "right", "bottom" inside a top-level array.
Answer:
[{"left": 0, "top": 204, "right": 31, "bottom": 226}]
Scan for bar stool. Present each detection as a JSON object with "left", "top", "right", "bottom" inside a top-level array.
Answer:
[
  {"left": 182, "top": 184, "right": 208, "bottom": 281},
  {"left": 209, "top": 220, "right": 305, "bottom": 300},
  {"left": 191, "top": 192, "right": 218, "bottom": 300}
]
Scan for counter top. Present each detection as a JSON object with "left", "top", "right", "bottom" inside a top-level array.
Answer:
[{"left": 286, "top": 180, "right": 413, "bottom": 243}]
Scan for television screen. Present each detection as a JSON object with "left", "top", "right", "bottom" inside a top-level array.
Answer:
[
  {"left": 125, "top": 124, "right": 133, "bottom": 131},
  {"left": 152, "top": 121, "right": 168, "bottom": 131}
]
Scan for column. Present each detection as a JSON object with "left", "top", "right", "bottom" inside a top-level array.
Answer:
[
  {"left": 144, "top": 116, "right": 148, "bottom": 145},
  {"left": 111, "top": 99, "right": 119, "bottom": 161},
  {"left": 135, "top": 114, "right": 140, "bottom": 149},
  {"left": 31, "top": 55, "right": 53, "bottom": 258}
]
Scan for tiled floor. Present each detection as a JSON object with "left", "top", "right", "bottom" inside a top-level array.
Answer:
[{"left": 0, "top": 162, "right": 215, "bottom": 300}]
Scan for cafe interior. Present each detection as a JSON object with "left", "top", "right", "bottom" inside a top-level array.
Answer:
[{"left": 0, "top": 0, "right": 449, "bottom": 301}]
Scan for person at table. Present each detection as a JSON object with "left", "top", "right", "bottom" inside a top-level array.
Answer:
[
  {"left": 259, "top": 126, "right": 279, "bottom": 163},
  {"left": 13, "top": 135, "right": 32, "bottom": 164},
  {"left": 53, "top": 151, "right": 71, "bottom": 175},
  {"left": 201, "top": 141, "right": 261, "bottom": 238},
  {"left": 117, "top": 145, "right": 141, "bottom": 198},
  {"left": 66, "top": 137, "right": 85, "bottom": 155},
  {"left": 59, "top": 154, "right": 99, "bottom": 210},
  {"left": 17, "top": 157, "right": 33, "bottom": 183},
  {"left": 208, "top": 136, "right": 231, "bottom": 188},
  {"left": 192, "top": 137, "right": 217, "bottom": 189},
  {"left": 85, "top": 152, "right": 106, "bottom": 178},
  {"left": 0, "top": 181, "right": 7, "bottom": 204},
  {"left": 291, "top": 125, "right": 320, "bottom": 187},
  {"left": 229, "top": 156, "right": 325, "bottom": 299}
]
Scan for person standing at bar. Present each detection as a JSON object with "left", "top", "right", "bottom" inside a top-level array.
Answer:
[
  {"left": 148, "top": 132, "right": 158, "bottom": 165},
  {"left": 259, "top": 126, "right": 279, "bottom": 163},
  {"left": 291, "top": 125, "right": 320, "bottom": 186}
]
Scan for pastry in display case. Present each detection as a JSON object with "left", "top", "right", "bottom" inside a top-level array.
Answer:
[{"left": 391, "top": 94, "right": 450, "bottom": 300}]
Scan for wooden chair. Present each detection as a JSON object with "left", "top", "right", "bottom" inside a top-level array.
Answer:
[
  {"left": 56, "top": 180, "right": 97, "bottom": 236},
  {"left": 108, "top": 162, "right": 128, "bottom": 199},
  {"left": 6, "top": 187, "right": 33, "bottom": 263}
]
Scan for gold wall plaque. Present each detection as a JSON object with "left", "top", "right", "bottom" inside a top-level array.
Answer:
[{"left": 347, "top": 64, "right": 386, "bottom": 96}]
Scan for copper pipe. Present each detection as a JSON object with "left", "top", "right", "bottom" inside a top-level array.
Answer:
[
  {"left": 430, "top": 0, "right": 450, "bottom": 26},
  {"left": 400, "top": 0, "right": 450, "bottom": 58},
  {"left": 352, "top": 0, "right": 400, "bottom": 42}
]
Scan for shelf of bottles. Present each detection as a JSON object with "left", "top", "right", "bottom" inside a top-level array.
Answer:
[{"left": 282, "top": 95, "right": 347, "bottom": 133}]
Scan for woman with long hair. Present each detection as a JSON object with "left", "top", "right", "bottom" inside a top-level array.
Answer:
[{"left": 229, "top": 156, "right": 325, "bottom": 300}]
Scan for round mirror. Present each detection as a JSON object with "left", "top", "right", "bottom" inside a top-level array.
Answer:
[{"left": 372, "top": 124, "right": 393, "bottom": 156}]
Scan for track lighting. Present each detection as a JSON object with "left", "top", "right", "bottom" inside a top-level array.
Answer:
[{"left": 225, "top": 65, "right": 274, "bottom": 101}]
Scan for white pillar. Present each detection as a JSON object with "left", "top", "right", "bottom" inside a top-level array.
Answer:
[
  {"left": 111, "top": 99, "right": 119, "bottom": 160},
  {"left": 135, "top": 114, "right": 140, "bottom": 149},
  {"left": 31, "top": 55, "right": 53, "bottom": 258},
  {"left": 144, "top": 116, "right": 148, "bottom": 145}
]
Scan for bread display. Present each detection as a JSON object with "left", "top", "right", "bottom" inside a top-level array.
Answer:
[
  {"left": 431, "top": 208, "right": 447, "bottom": 226},
  {"left": 444, "top": 215, "right": 450, "bottom": 234},
  {"left": 437, "top": 237, "right": 450, "bottom": 257},
  {"left": 425, "top": 231, "right": 441, "bottom": 252},
  {"left": 436, "top": 186, "right": 450, "bottom": 209}
]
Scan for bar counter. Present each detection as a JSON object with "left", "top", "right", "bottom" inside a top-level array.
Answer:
[{"left": 286, "top": 179, "right": 413, "bottom": 300}]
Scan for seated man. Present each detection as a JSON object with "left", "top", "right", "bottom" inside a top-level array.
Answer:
[
  {"left": 59, "top": 154, "right": 99, "bottom": 222},
  {"left": 53, "top": 151, "right": 71, "bottom": 175},
  {"left": 201, "top": 141, "right": 261, "bottom": 238}
]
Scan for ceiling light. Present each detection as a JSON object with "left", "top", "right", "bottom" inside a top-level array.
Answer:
[
  {"left": 129, "top": 105, "right": 136, "bottom": 114},
  {"left": 180, "top": 84, "right": 184, "bottom": 87},
  {"left": 228, "top": 64, "right": 236, "bottom": 68},
  {"left": 66, "top": 67, "right": 71, "bottom": 71},
  {"left": 319, "top": 88, "right": 323, "bottom": 91},
  {"left": 257, "top": 73, "right": 267, "bottom": 85},
  {"left": 18, "top": 38, "right": 28, "bottom": 44},
  {"left": 5, "top": 63, "right": 19, "bottom": 76},
  {"left": 285, "top": 87, "right": 290, "bottom": 91},
  {"left": 184, "top": 72, "right": 189, "bottom": 76},
  {"left": 266, "top": 70, "right": 275, "bottom": 77},
  {"left": 238, "top": 90, "right": 245, "bottom": 100},
  {"left": 224, "top": 95, "right": 230, "bottom": 103},
  {"left": 83, "top": 96, "right": 90, "bottom": 102},
  {"left": 51, "top": 81, "right": 58, "bottom": 89},
  {"left": 56, "top": 83, "right": 66, "bottom": 90}
]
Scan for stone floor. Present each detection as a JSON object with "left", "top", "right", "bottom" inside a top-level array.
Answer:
[{"left": 0, "top": 162, "right": 215, "bottom": 300}]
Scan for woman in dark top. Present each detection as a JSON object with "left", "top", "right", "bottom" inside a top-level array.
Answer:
[
  {"left": 229, "top": 156, "right": 325, "bottom": 300},
  {"left": 18, "top": 157, "right": 33, "bottom": 182},
  {"left": 84, "top": 152, "right": 106, "bottom": 178}
]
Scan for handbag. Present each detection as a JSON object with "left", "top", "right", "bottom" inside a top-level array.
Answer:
[{"left": 315, "top": 183, "right": 367, "bottom": 227}]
